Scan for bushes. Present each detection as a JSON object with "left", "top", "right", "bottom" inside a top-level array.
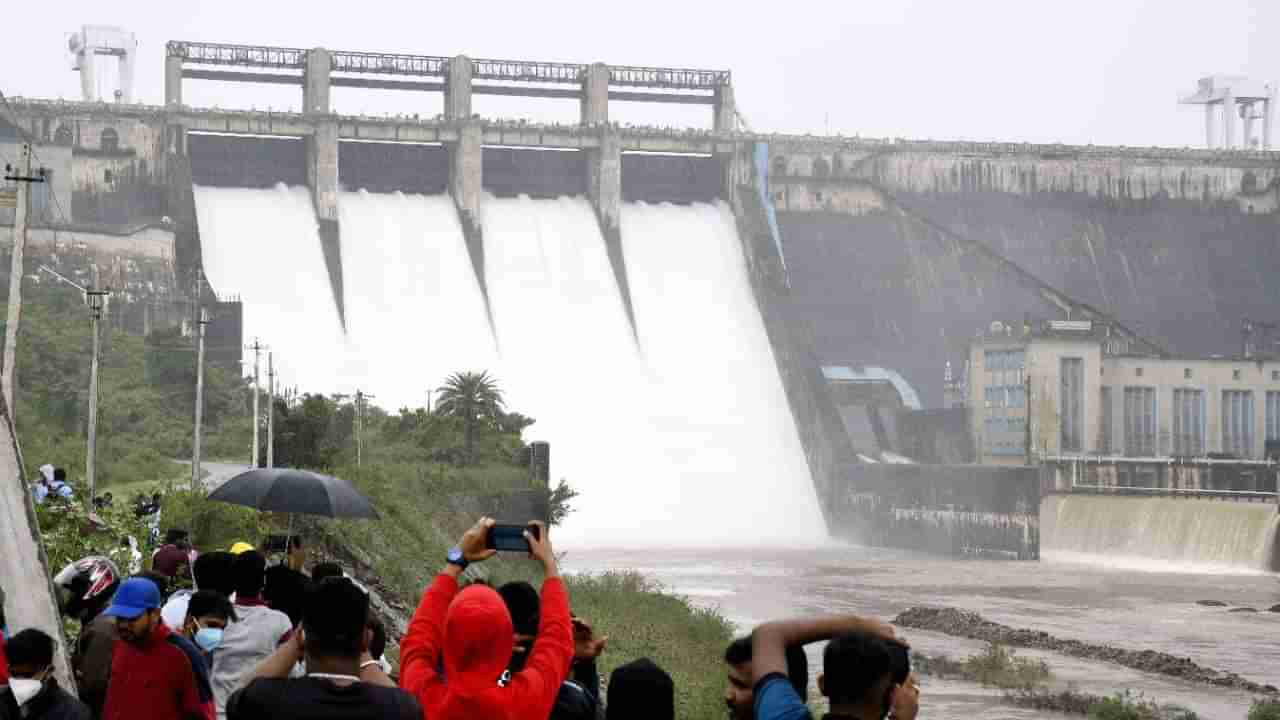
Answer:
[
  {"left": 161, "top": 488, "right": 269, "bottom": 552},
  {"left": 913, "top": 644, "right": 1050, "bottom": 691},
  {"left": 1251, "top": 699, "right": 1280, "bottom": 720}
]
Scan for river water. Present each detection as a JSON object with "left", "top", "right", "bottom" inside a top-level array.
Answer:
[{"left": 561, "top": 544, "right": 1280, "bottom": 719}]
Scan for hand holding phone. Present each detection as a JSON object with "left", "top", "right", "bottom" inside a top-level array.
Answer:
[{"left": 485, "top": 523, "right": 541, "bottom": 552}]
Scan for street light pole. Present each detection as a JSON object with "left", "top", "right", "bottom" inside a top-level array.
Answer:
[
  {"left": 85, "top": 289, "right": 108, "bottom": 510},
  {"left": 191, "top": 307, "right": 208, "bottom": 491}
]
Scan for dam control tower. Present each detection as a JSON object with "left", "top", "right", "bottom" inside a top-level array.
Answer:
[{"left": 1181, "top": 75, "right": 1275, "bottom": 150}]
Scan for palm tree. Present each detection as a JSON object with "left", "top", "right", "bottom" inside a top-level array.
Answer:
[{"left": 434, "top": 371, "right": 505, "bottom": 464}]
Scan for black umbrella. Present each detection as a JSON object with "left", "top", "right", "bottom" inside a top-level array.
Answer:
[{"left": 208, "top": 468, "right": 379, "bottom": 519}]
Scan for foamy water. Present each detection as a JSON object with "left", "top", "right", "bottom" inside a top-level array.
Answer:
[{"left": 194, "top": 187, "right": 823, "bottom": 546}]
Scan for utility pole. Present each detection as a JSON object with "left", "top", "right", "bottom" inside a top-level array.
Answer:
[
  {"left": 266, "top": 352, "right": 274, "bottom": 469},
  {"left": 354, "top": 389, "right": 374, "bottom": 469},
  {"left": 85, "top": 285, "right": 108, "bottom": 510},
  {"left": 2, "top": 146, "right": 45, "bottom": 420},
  {"left": 191, "top": 307, "right": 208, "bottom": 490},
  {"left": 355, "top": 390, "right": 363, "bottom": 469},
  {"left": 247, "top": 339, "right": 264, "bottom": 467}
]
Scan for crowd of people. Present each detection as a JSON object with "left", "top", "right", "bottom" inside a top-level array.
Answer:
[{"left": 0, "top": 517, "right": 920, "bottom": 720}]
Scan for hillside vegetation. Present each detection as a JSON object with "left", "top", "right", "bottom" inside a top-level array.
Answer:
[{"left": 13, "top": 286, "right": 732, "bottom": 717}]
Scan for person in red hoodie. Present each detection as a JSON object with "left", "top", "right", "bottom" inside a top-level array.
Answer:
[{"left": 400, "top": 518, "right": 572, "bottom": 720}]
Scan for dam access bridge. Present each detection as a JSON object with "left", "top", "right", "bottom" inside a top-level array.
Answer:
[{"left": 5, "top": 38, "right": 1280, "bottom": 569}]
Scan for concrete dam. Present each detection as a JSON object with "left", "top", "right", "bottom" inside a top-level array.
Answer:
[{"left": 3, "top": 40, "right": 1278, "bottom": 563}]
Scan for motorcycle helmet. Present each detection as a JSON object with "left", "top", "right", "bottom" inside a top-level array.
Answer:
[{"left": 54, "top": 556, "right": 120, "bottom": 619}]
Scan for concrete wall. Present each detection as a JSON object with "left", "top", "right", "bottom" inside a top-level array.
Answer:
[
  {"left": 0, "top": 224, "right": 173, "bottom": 260},
  {"left": 777, "top": 186, "right": 1280, "bottom": 408},
  {"left": 766, "top": 142, "right": 1280, "bottom": 209},
  {"left": 829, "top": 463, "right": 1041, "bottom": 559}
]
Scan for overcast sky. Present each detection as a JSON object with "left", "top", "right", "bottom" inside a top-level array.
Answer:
[{"left": 4, "top": 0, "right": 1278, "bottom": 147}]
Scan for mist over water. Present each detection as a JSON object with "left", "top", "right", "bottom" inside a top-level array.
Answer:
[{"left": 193, "top": 185, "right": 823, "bottom": 546}]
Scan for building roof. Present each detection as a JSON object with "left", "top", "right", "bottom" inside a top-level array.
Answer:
[{"left": 822, "top": 366, "right": 923, "bottom": 410}]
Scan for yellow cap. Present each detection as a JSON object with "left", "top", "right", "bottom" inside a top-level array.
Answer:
[{"left": 229, "top": 542, "right": 254, "bottom": 555}]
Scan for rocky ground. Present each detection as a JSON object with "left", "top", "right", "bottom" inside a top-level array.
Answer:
[{"left": 894, "top": 606, "right": 1278, "bottom": 695}]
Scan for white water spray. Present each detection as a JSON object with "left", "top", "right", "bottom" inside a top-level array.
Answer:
[{"left": 194, "top": 187, "right": 823, "bottom": 546}]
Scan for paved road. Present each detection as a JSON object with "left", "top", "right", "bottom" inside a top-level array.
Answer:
[{"left": 175, "top": 460, "right": 251, "bottom": 492}]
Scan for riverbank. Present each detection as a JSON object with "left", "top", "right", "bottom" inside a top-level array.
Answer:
[{"left": 896, "top": 606, "right": 1278, "bottom": 695}]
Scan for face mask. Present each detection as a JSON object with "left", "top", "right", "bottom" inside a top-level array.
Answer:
[
  {"left": 10, "top": 677, "right": 44, "bottom": 707},
  {"left": 195, "top": 627, "right": 224, "bottom": 653}
]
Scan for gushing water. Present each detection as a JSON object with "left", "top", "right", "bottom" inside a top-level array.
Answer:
[
  {"left": 193, "top": 185, "right": 347, "bottom": 393},
  {"left": 193, "top": 186, "right": 823, "bottom": 545},
  {"left": 1041, "top": 494, "right": 1280, "bottom": 572}
]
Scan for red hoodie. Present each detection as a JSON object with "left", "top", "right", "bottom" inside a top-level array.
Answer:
[{"left": 400, "top": 573, "right": 573, "bottom": 720}]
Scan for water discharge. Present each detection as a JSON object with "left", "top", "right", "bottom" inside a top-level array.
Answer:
[
  {"left": 1041, "top": 494, "right": 1280, "bottom": 572},
  {"left": 193, "top": 186, "right": 823, "bottom": 546}
]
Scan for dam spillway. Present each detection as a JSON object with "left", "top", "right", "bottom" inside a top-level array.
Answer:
[{"left": 192, "top": 185, "right": 824, "bottom": 545}]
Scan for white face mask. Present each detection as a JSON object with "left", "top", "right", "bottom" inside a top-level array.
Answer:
[{"left": 10, "top": 677, "right": 44, "bottom": 707}]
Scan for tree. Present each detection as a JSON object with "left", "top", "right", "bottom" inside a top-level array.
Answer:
[{"left": 434, "top": 371, "right": 505, "bottom": 465}]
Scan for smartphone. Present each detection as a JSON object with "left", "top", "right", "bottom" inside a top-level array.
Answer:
[
  {"left": 486, "top": 524, "right": 540, "bottom": 552},
  {"left": 885, "top": 638, "right": 911, "bottom": 685}
]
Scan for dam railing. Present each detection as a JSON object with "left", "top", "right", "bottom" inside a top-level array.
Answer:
[{"left": 1043, "top": 454, "right": 1280, "bottom": 505}]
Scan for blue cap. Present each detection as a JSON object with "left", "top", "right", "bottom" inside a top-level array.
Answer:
[{"left": 103, "top": 577, "right": 161, "bottom": 620}]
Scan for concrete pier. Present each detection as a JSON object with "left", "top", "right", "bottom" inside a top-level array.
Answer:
[
  {"left": 715, "top": 85, "right": 737, "bottom": 133},
  {"left": 449, "top": 120, "right": 494, "bottom": 337},
  {"left": 581, "top": 63, "right": 609, "bottom": 126},
  {"left": 164, "top": 55, "right": 183, "bottom": 107},
  {"left": 586, "top": 132, "right": 637, "bottom": 342},
  {"left": 304, "top": 48, "right": 332, "bottom": 115},
  {"left": 446, "top": 56, "right": 473, "bottom": 121}
]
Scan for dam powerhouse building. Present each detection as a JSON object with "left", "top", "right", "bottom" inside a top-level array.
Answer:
[{"left": 2, "top": 35, "right": 1278, "bottom": 569}]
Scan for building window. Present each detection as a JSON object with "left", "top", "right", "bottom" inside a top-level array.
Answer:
[
  {"left": 1272, "top": 370, "right": 1278, "bottom": 381},
  {"left": 983, "top": 349, "right": 1025, "bottom": 409},
  {"left": 53, "top": 124, "right": 73, "bottom": 146},
  {"left": 1135, "top": 367, "right": 1143, "bottom": 377},
  {"left": 1123, "top": 387, "right": 1156, "bottom": 456},
  {"left": 1266, "top": 391, "right": 1280, "bottom": 444},
  {"left": 1172, "top": 389, "right": 1204, "bottom": 456},
  {"left": 1061, "top": 358, "right": 1084, "bottom": 453},
  {"left": 1222, "top": 390, "right": 1255, "bottom": 458},
  {"left": 1233, "top": 369, "right": 1242, "bottom": 381},
  {"left": 1098, "top": 387, "right": 1113, "bottom": 454},
  {"left": 1184, "top": 368, "right": 1192, "bottom": 380},
  {"left": 100, "top": 128, "right": 119, "bottom": 153}
]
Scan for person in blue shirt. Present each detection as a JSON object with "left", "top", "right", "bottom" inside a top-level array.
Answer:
[
  {"left": 749, "top": 615, "right": 918, "bottom": 720},
  {"left": 33, "top": 466, "right": 75, "bottom": 505}
]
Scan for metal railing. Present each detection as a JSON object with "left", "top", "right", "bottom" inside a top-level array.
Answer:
[
  {"left": 331, "top": 51, "right": 449, "bottom": 77},
  {"left": 166, "top": 41, "right": 306, "bottom": 69},
  {"left": 471, "top": 58, "right": 584, "bottom": 84},
  {"left": 1069, "top": 482, "right": 1278, "bottom": 499},
  {"left": 609, "top": 65, "right": 730, "bottom": 89}
]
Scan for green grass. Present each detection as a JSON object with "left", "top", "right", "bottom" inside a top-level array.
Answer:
[
  {"left": 560, "top": 572, "right": 733, "bottom": 719},
  {"left": 913, "top": 644, "right": 1050, "bottom": 691},
  {"left": 1251, "top": 699, "right": 1280, "bottom": 720}
]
